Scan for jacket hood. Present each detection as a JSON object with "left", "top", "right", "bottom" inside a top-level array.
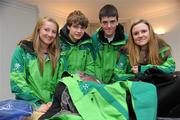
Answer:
[
  {"left": 60, "top": 24, "right": 91, "bottom": 45},
  {"left": 19, "top": 40, "right": 34, "bottom": 53},
  {"left": 98, "top": 23, "right": 125, "bottom": 43}
]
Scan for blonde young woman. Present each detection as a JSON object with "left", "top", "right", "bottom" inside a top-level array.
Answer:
[{"left": 10, "top": 16, "right": 62, "bottom": 114}]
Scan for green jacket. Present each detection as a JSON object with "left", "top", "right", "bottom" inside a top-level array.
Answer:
[
  {"left": 59, "top": 24, "right": 95, "bottom": 76},
  {"left": 92, "top": 24, "right": 128, "bottom": 83},
  {"left": 113, "top": 46, "right": 176, "bottom": 82},
  {"left": 49, "top": 73, "right": 157, "bottom": 120},
  {"left": 10, "top": 40, "right": 63, "bottom": 108}
]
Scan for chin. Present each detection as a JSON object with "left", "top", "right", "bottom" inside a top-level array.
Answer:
[{"left": 75, "top": 37, "right": 81, "bottom": 40}]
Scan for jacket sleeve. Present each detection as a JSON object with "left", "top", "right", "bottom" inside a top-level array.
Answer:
[
  {"left": 139, "top": 49, "right": 176, "bottom": 74},
  {"left": 84, "top": 48, "right": 96, "bottom": 76},
  {"left": 10, "top": 46, "right": 41, "bottom": 106},
  {"left": 56, "top": 55, "right": 66, "bottom": 80},
  {"left": 112, "top": 53, "right": 135, "bottom": 82}
]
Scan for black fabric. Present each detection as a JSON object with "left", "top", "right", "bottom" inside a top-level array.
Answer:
[
  {"left": 134, "top": 68, "right": 180, "bottom": 117},
  {"left": 61, "top": 71, "right": 73, "bottom": 78},
  {"left": 157, "top": 76, "right": 180, "bottom": 117},
  {"left": 98, "top": 23, "right": 125, "bottom": 43},
  {"left": 19, "top": 40, "right": 34, "bottom": 53},
  {"left": 60, "top": 24, "right": 90, "bottom": 45},
  {"left": 39, "top": 82, "right": 66, "bottom": 120},
  {"left": 134, "top": 68, "right": 174, "bottom": 86},
  {"left": 39, "top": 76, "right": 79, "bottom": 120},
  {"left": 167, "top": 103, "right": 180, "bottom": 117},
  {"left": 126, "top": 90, "right": 137, "bottom": 120}
]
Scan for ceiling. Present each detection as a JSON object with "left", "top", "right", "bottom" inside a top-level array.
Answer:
[{"left": 19, "top": 0, "right": 180, "bottom": 22}]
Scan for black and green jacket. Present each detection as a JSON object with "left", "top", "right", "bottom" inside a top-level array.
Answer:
[
  {"left": 92, "top": 24, "right": 128, "bottom": 83},
  {"left": 59, "top": 24, "right": 95, "bottom": 76},
  {"left": 10, "top": 40, "right": 63, "bottom": 108}
]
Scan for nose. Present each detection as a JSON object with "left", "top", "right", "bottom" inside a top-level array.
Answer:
[
  {"left": 107, "top": 22, "right": 111, "bottom": 27},
  {"left": 48, "top": 31, "right": 53, "bottom": 37},
  {"left": 138, "top": 32, "right": 143, "bottom": 37},
  {"left": 77, "top": 27, "right": 82, "bottom": 32}
]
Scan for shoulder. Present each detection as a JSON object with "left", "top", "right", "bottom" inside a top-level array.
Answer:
[
  {"left": 119, "top": 46, "right": 128, "bottom": 54},
  {"left": 19, "top": 40, "right": 34, "bottom": 53},
  {"left": 13, "top": 45, "right": 25, "bottom": 55},
  {"left": 159, "top": 45, "right": 172, "bottom": 60},
  {"left": 159, "top": 39, "right": 171, "bottom": 55},
  {"left": 91, "top": 28, "right": 102, "bottom": 40},
  {"left": 11, "top": 46, "right": 26, "bottom": 63},
  {"left": 124, "top": 34, "right": 129, "bottom": 41}
]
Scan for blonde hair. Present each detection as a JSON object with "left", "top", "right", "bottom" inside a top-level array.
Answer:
[
  {"left": 27, "top": 16, "right": 60, "bottom": 75},
  {"left": 126, "top": 19, "right": 171, "bottom": 66}
]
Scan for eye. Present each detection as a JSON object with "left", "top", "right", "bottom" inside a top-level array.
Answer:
[
  {"left": 52, "top": 30, "right": 57, "bottom": 34},
  {"left": 102, "top": 21, "right": 108, "bottom": 25},
  {"left": 141, "top": 29, "right": 147, "bottom": 33},
  {"left": 44, "top": 28, "right": 49, "bottom": 32},
  {"left": 133, "top": 31, "right": 139, "bottom": 36},
  {"left": 110, "top": 20, "right": 116, "bottom": 24}
]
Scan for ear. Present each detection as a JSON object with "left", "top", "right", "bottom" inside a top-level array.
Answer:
[
  {"left": 67, "top": 25, "right": 70, "bottom": 30},
  {"left": 100, "top": 22, "right": 103, "bottom": 27},
  {"left": 116, "top": 21, "right": 118, "bottom": 26}
]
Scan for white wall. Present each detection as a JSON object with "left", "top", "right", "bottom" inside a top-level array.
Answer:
[
  {"left": 164, "top": 23, "right": 180, "bottom": 71},
  {"left": 0, "top": 10, "right": 2, "bottom": 89},
  {"left": 0, "top": 0, "right": 38, "bottom": 100}
]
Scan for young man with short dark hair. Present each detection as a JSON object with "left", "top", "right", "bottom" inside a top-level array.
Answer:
[{"left": 92, "top": 4, "right": 128, "bottom": 83}]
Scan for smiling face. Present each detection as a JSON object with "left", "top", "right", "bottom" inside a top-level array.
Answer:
[
  {"left": 68, "top": 24, "right": 86, "bottom": 42},
  {"left": 131, "top": 23, "right": 150, "bottom": 47},
  {"left": 100, "top": 16, "right": 118, "bottom": 38},
  {"left": 39, "top": 21, "right": 57, "bottom": 48}
]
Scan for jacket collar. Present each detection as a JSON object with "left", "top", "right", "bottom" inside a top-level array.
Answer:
[
  {"left": 98, "top": 23, "right": 125, "bottom": 44},
  {"left": 60, "top": 24, "right": 91, "bottom": 45},
  {"left": 19, "top": 40, "right": 34, "bottom": 53}
]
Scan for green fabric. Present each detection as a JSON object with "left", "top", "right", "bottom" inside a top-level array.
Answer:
[
  {"left": 10, "top": 46, "right": 63, "bottom": 108},
  {"left": 53, "top": 74, "right": 157, "bottom": 120},
  {"left": 61, "top": 75, "right": 128, "bottom": 120},
  {"left": 60, "top": 36, "right": 95, "bottom": 76},
  {"left": 61, "top": 76, "right": 108, "bottom": 120},
  {"left": 140, "top": 47, "right": 175, "bottom": 73},
  {"left": 113, "top": 46, "right": 176, "bottom": 82},
  {"left": 112, "top": 52, "right": 135, "bottom": 82},
  {"left": 92, "top": 29, "right": 128, "bottom": 83},
  {"left": 131, "top": 82, "right": 157, "bottom": 120}
]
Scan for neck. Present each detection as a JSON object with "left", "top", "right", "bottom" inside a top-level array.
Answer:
[
  {"left": 105, "top": 34, "right": 115, "bottom": 43},
  {"left": 68, "top": 34, "right": 78, "bottom": 43},
  {"left": 40, "top": 43, "right": 49, "bottom": 54},
  {"left": 140, "top": 45, "right": 148, "bottom": 51},
  {"left": 104, "top": 33, "right": 115, "bottom": 38}
]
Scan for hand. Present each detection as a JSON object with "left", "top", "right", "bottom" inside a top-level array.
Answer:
[
  {"left": 131, "top": 65, "right": 138, "bottom": 74},
  {"left": 46, "top": 102, "right": 52, "bottom": 108},
  {"left": 37, "top": 102, "right": 52, "bottom": 113}
]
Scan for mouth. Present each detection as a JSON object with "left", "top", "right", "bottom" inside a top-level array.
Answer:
[
  {"left": 47, "top": 38, "right": 52, "bottom": 41},
  {"left": 138, "top": 38, "right": 146, "bottom": 41},
  {"left": 75, "top": 34, "right": 82, "bottom": 37}
]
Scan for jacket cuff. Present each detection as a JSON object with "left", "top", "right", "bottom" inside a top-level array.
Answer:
[{"left": 138, "top": 65, "right": 141, "bottom": 73}]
